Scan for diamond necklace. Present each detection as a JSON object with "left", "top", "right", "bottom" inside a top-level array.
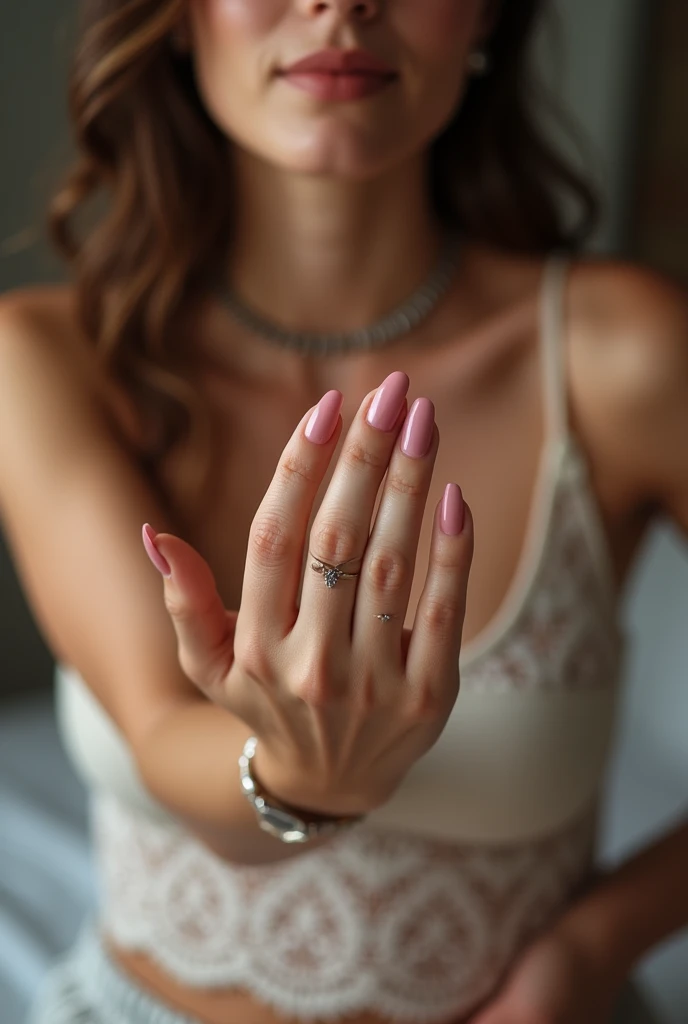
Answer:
[{"left": 216, "top": 229, "right": 461, "bottom": 356}]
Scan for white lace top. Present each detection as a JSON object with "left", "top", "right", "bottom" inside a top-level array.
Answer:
[{"left": 54, "top": 255, "right": 627, "bottom": 1022}]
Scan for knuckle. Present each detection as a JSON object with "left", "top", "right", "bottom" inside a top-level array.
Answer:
[
  {"left": 312, "top": 518, "right": 363, "bottom": 566},
  {"left": 163, "top": 590, "right": 193, "bottom": 622},
  {"left": 423, "top": 594, "right": 460, "bottom": 640},
  {"left": 434, "top": 543, "right": 467, "bottom": 572},
  {"left": 385, "top": 470, "right": 426, "bottom": 500},
  {"left": 289, "top": 667, "right": 336, "bottom": 708},
  {"left": 405, "top": 684, "right": 444, "bottom": 722},
  {"left": 367, "top": 546, "right": 411, "bottom": 594},
  {"left": 251, "top": 511, "right": 292, "bottom": 568},
  {"left": 343, "top": 438, "right": 387, "bottom": 473},
  {"left": 280, "top": 449, "right": 320, "bottom": 487}
]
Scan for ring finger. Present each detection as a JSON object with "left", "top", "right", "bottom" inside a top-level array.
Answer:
[{"left": 352, "top": 397, "right": 438, "bottom": 662}]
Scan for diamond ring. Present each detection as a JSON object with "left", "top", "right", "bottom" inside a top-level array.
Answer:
[{"left": 310, "top": 553, "right": 362, "bottom": 589}]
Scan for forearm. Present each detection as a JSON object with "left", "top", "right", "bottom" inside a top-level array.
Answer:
[
  {"left": 556, "top": 813, "right": 688, "bottom": 982},
  {"left": 133, "top": 697, "right": 336, "bottom": 865}
]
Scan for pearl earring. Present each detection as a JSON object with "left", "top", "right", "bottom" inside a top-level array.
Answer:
[{"left": 467, "top": 49, "right": 490, "bottom": 76}]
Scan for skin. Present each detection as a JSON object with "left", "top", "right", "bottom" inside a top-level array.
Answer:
[
  {"left": 1, "top": 1, "right": 687, "bottom": 1022},
  {"left": 183, "top": 0, "right": 491, "bottom": 364}
]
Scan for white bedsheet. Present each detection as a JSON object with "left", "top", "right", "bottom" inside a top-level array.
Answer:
[{"left": 0, "top": 691, "right": 97, "bottom": 1024}]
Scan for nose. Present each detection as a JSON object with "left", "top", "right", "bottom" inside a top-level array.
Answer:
[{"left": 301, "top": 0, "right": 379, "bottom": 21}]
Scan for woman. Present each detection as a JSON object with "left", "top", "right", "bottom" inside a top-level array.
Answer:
[{"left": 1, "top": 0, "right": 686, "bottom": 1021}]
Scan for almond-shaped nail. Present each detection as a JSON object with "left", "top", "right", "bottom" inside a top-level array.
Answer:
[
  {"left": 401, "top": 397, "right": 435, "bottom": 459},
  {"left": 366, "top": 370, "right": 410, "bottom": 432},
  {"left": 305, "top": 390, "right": 343, "bottom": 445},
  {"left": 440, "top": 484, "right": 465, "bottom": 536},
  {"left": 142, "top": 523, "right": 172, "bottom": 578}
]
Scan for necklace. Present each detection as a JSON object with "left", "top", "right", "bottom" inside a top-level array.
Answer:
[{"left": 216, "top": 229, "right": 461, "bottom": 356}]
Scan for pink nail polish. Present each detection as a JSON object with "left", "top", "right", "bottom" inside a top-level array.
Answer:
[
  {"left": 366, "top": 370, "right": 410, "bottom": 432},
  {"left": 440, "top": 484, "right": 465, "bottom": 536},
  {"left": 142, "top": 523, "right": 172, "bottom": 578},
  {"left": 305, "top": 390, "right": 343, "bottom": 445},
  {"left": 401, "top": 397, "right": 435, "bottom": 458}
]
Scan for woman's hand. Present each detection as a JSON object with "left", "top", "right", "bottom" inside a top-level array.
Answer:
[
  {"left": 144, "top": 370, "right": 473, "bottom": 818},
  {"left": 466, "top": 924, "right": 627, "bottom": 1024}
]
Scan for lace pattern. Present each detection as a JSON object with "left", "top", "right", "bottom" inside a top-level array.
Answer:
[
  {"left": 94, "top": 792, "right": 598, "bottom": 1022},
  {"left": 460, "top": 444, "right": 622, "bottom": 693}
]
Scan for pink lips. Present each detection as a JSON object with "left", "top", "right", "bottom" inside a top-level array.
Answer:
[{"left": 279, "top": 47, "right": 397, "bottom": 102}]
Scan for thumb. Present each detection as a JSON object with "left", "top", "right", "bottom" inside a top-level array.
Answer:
[{"left": 142, "top": 523, "right": 237, "bottom": 700}]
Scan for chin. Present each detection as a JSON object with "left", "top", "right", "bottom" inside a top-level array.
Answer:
[
  {"left": 265, "top": 124, "right": 409, "bottom": 180},
  {"left": 275, "top": 152, "right": 392, "bottom": 180}
]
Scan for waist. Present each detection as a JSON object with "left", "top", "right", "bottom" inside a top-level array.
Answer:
[{"left": 92, "top": 789, "right": 600, "bottom": 1023}]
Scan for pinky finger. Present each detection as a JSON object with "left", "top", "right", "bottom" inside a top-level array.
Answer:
[{"left": 405, "top": 485, "right": 474, "bottom": 694}]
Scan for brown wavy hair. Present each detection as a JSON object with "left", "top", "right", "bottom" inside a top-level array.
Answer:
[{"left": 47, "top": 0, "right": 599, "bottom": 525}]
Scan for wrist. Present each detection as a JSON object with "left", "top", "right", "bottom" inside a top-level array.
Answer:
[{"left": 249, "top": 738, "right": 370, "bottom": 821}]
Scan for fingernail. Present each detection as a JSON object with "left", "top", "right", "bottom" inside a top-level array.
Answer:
[
  {"left": 440, "top": 484, "right": 465, "bottom": 536},
  {"left": 142, "top": 523, "right": 172, "bottom": 578},
  {"left": 366, "top": 370, "right": 410, "bottom": 432},
  {"left": 401, "top": 397, "right": 435, "bottom": 459},
  {"left": 305, "top": 390, "right": 343, "bottom": 445}
]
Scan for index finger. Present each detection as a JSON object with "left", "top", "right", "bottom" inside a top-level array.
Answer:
[{"left": 240, "top": 390, "right": 344, "bottom": 640}]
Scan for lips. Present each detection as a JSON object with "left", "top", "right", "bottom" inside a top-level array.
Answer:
[
  {"left": 279, "top": 48, "right": 397, "bottom": 102},
  {"left": 282, "top": 48, "right": 396, "bottom": 76}
]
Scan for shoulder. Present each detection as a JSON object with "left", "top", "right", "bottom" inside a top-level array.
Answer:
[
  {"left": 0, "top": 284, "right": 98, "bottom": 390},
  {"left": 0, "top": 284, "right": 73, "bottom": 347},
  {"left": 564, "top": 257, "right": 688, "bottom": 516},
  {"left": 566, "top": 257, "right": 688, "bottom": 373},
  {"left": 0, "top": 284, "right": 146, "bottom": 455}
]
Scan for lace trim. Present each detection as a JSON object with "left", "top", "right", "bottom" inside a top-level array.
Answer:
[
  {"left": 94, "top": 793, "right": 598, "bottom": 1022},
  {"left": 461, "top": 456, "right": 622, "bottom": 689}
]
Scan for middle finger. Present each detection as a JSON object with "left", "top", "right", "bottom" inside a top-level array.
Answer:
[{"left": 295, "top": 370, "right": 411, "bottom": 649}]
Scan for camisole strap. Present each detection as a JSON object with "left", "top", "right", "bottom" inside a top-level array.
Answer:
[
  {"left": 539, "top": 253, "right": 572, "bottom": 447},
  {"left": 539, "top": 254, "right": 621, "bottom": 610}
]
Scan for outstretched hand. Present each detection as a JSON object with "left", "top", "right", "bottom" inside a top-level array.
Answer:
[{"left": 144, "top": 370, "right": 474, "bottom": 821}]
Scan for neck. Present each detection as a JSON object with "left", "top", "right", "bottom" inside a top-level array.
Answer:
[{"left": 224, "top": 145, "right": 445, "bottom": 334}]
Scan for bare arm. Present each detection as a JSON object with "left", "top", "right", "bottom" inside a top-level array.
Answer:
[
  {"left": 135, "top": 699, "right": 337, "bottom": 863},
  {"left": 553, "top": 264, "right": 688, "bottom": 976},
  {"left": 554, "top": 816, "right": 688, "bottom": 985},
  {"left": 0, "top": 296, "right": 329, "bottom": 865}
]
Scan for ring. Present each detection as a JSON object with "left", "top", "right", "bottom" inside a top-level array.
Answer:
[
  {"left": 310, "top": 553, "right": 362, "bottom": 589},
  {"left": 376, "top": 613, "right": 396, "bottom": 623}
]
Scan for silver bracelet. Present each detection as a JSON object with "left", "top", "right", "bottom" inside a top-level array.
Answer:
[{"left": 238, "top": 735, "right": 366, "bottom": 843}]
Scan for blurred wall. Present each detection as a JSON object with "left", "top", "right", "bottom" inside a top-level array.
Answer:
[
  {"left": 538, "top": 0, "right": 650, "bottom": 252},
  {"left": 0, "top": 6, "right": 75, "bottom": 293},
  {"left": 630, "top": 0, "right": 688, "bottom": 283}
]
